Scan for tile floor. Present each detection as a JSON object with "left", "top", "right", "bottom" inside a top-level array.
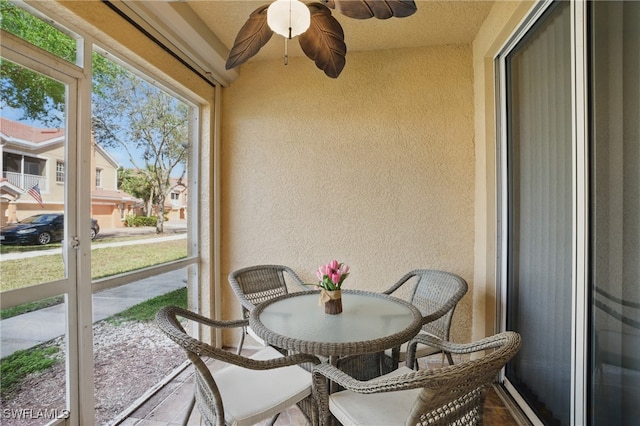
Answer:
[{"left": 120, "top": 350, "right": 526, "bottom": 426}]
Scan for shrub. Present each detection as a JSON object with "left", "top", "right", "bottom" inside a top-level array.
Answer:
[{"left": 124, "top": 215, "right": 157, "bottom": 227}]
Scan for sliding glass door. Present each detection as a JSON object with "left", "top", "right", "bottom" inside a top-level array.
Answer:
[
  {"left": 499, "top": 1, "right": 639, "bottom": 424},
  {"left": 590, "top": 1, "right": 640, "bottom": 423},
  {"left": 503, "top": 2, "right": 573, "bottom": 424}
]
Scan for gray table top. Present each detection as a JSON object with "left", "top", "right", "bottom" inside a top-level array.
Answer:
[{"left": 249, "top": 289, "right": 422, "bottom": 357}]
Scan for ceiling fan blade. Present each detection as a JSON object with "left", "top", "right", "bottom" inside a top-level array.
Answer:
[
  {"left": 225, "top": 5, "right": 273, "bottom": 70},
  {"left": 299, "top": 3, "right": 347, "bottom": 78},
  {"left": 323, "top": 0, "right": 417, "bottom": 19}
]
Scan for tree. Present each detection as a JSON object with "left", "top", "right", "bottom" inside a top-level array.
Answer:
[
  {"left": 2, "top": 0, "right": 188, "bottom": 234},
  {"left": 93, "top": 73, "right": 189, "bottom": 234},
  {"left": 0, "top": 0, "right": 122, "bottom": 126},
  {"left": 117, "top": 168, "right": 152, "bottom": 214}
]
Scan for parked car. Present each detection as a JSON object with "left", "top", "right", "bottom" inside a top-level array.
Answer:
[{"left": 0, "top": 213, "right": 100, "bottom": 245}]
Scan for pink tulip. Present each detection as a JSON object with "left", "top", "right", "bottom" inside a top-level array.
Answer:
[{"left": 316, "top": 260, "right": 350, "bottom": 290}]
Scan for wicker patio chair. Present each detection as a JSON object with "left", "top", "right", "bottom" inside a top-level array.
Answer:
[
  {"left": 156, "top": 306, "right": 320, "bottom": 426},
  {"left": 383, "top": 269, "right": 468, "bottom": 370},
  {"left": 312, "top": 331, "right": 521, "bottom": 426},
  {"left": 228, "top": 264, "right": 310, "bottom": 354}
]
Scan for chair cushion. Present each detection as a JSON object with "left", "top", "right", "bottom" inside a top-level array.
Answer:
[
  {"left": 384, "top": 331, "right": 442, "bottom": 362},
  {"left": 247, "top": 325, "right": 267, "bottom": 347},
  {"left": 329, "top": 366, "right": 420, "bottom": 426},
  {"left": 213, "top": 346, "right": 312, "bottom": 426}
]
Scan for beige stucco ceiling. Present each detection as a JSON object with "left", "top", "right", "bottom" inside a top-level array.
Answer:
[{"left": 183, "top": 0, "right": 495, "bottom": 64}]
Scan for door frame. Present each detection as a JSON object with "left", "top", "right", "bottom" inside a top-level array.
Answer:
[
  {"left": 494, "top": 0, "right": 590, "bottom": 424},
  {"left": 0, "top": 29, "right": 94, "bottom": 425}
]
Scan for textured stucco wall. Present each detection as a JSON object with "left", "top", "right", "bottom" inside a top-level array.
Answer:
[{"left": 221, "top": 45, "right": 475, "bottom": 346}]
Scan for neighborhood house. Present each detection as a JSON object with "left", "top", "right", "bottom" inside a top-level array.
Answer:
[{"left": 0, "top": 117, "right": 187, "bottom": 227}]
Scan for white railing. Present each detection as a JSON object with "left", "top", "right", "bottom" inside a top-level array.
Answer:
[{"left": 2, "top": 171, "right": 48, "bottom": 191}]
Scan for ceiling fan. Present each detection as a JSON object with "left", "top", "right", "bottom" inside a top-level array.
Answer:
[{"left": 225, "top": 0, "right": 418, "bottom": 78}]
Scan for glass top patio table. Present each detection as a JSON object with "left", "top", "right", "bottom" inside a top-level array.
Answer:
[{"left": 249, "top": 290, "right": 422, "bottom": 358}]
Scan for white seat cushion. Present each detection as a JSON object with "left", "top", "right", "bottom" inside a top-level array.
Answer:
[
  {"left": 213, "top": 346, "right": 312, "bottom": 426},
  {"left": 384, "top": 331, "right": 442, "bottom": 362},
  {"left": 247, "top": 325, "right": 267, "bottom": 347},
  {"left": 329, "top": 366, "right": 420, "bottom": 426}
]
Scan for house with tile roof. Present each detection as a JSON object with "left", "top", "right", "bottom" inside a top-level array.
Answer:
[{"left": 0, "top": 117, "right": 142, "bottom": 227}]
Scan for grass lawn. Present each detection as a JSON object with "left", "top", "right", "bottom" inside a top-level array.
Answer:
[
  {"left": 0, "top": 239, "right": 187, "bottom": 292},
  {"left": 0, "top": 296, "right": 64, "bottom": 320},
  {"left": 0, "top": 235, "right": 188, "bottom": 320},
  {"left": 0, "top": 345, "right": 60, "bottom": 398},
  {"left": 108, "top": 287, "right": 188, "bottom": 324}
]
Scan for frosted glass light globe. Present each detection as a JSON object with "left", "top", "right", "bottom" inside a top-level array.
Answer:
[{"left": 267, "top": 0, "right": 311, "bottom": 38}]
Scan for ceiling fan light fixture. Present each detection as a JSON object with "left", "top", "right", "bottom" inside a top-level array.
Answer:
[
  {"left": 267, "top": 0, "right": 310, "bottom": 39},
  {"left": 226, "top": 1, "right": 418, "bottom": 78}
]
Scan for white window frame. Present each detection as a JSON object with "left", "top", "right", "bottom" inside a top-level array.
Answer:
[
  {"left": 87, "top": 44, "right": 201, "bottom": 292},
  {"left": 56, "top": 160, "right": 65, "bottom": 183},
  {"left": 95, "top": 168, "right": 102, "bottom": 188}
]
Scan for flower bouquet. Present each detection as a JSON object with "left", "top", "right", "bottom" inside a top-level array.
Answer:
[{"left": 316, "top": 260, "right": 349, "bottom": 314}]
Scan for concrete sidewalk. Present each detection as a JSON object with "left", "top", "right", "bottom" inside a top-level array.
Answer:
[{"left": 0, "top": 268, "right": 187, "bottom": 358}]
